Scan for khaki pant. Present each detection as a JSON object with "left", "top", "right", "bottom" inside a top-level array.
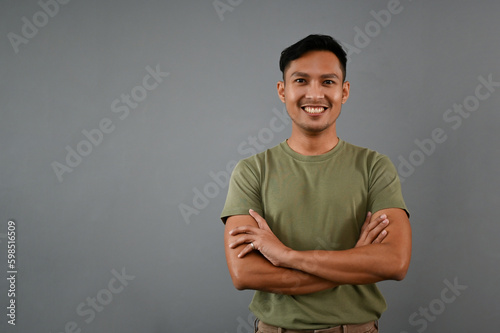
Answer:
[{"left": 255, "top": 320, "right": 378, "bottom": 333}]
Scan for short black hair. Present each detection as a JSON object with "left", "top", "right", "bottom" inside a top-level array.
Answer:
[{"left": 279, "top": 34, "right": 347, "bottom": 82}]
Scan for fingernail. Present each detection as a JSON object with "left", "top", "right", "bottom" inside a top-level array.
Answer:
[
  {"left": 380, "top": 214, "right": 387, "bottom": 219},
  {"left": 383, "top": 219, "right": 389, "bottom": 224}
]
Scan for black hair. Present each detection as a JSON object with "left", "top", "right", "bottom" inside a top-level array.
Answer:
[{"left": 279, "top": 34, "right": 347, "bottom": 82}]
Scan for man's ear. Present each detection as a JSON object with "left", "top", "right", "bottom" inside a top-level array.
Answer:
[
  {"left": 341, "top": 80, "right": 350, "bottom": 104},
  {"left": 277, "top": 81, "right": 285, "bottom": 103}
]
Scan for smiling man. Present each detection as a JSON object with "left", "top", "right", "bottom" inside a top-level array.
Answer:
[{"left": 221, "top": 34, "right": 411, "bottom": 333}]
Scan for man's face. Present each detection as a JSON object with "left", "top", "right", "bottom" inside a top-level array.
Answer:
[{"left": 277, "top": 50, "right": 350, "bottom": 135}]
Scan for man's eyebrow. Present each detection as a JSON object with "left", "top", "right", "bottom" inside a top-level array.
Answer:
[
  {"left": 289, "top": 72, "right": 340, "bottom": 79},
  {"left": 290, "top": 72, "right": 310, "bottom": 78},
  {"left": 320, "top": 73, "right": 340, "bottom": 79}
]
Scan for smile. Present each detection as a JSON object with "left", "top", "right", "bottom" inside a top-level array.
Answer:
[{"left": 301, "top": 106, "right": 328, "bottom": 114}]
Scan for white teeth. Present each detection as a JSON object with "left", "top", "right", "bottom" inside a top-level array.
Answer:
[{"left": 303, "top": 106, "right": 326, "bottom": 114}]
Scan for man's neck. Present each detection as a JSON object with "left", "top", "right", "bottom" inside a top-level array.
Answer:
[{"left": 286, "top": 129, "right": 340, "bottom": 156}]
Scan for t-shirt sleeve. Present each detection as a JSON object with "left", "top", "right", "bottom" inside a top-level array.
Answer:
[
  {"left": 220, "top": 159, "right": 264, "bottom": 223},
  {"left": 367, "top": 154, "right": 409, "bottom": 217}
]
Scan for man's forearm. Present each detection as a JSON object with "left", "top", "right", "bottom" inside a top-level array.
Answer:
[
  {"left": 281, "top": 209, "right": 411, "bottom": 285},
  {"left": 284, "top": 244, "right": 405, "bottom": 285},
  {"left": 228, "top": 251, "right": 338, "bottom": 295}
]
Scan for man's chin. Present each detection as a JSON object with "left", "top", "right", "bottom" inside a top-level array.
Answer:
[{"left": 296, "top": 122, "right": 334, "bottom": 134}]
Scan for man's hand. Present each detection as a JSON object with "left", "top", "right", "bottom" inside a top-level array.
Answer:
[
  {"left": 355, "top": 211, "right": 389, "bottom": 247},
  {"left": 229, "top": 209, "right": 291, "bottom": 266},
  {"left": 229, "top": 209, "right": 390, "bottom": 267}
]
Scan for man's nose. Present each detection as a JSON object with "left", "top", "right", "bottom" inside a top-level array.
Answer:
[{"left": 305, "top": 81, "right": 325, "bottom": 99}]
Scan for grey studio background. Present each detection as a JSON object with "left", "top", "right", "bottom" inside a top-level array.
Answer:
[{"left": 1, "top": 0, "right": 499, "bottom": 332}]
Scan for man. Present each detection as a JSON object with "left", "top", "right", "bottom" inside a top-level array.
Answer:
[{"left": 221, "top": 34, "right": 411, "bottom": 332}]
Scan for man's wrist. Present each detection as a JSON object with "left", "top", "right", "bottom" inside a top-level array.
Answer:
[{"left": 280, "top": 248, "right": 300, "bottom": 269}]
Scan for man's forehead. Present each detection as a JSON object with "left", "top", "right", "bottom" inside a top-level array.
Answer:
[{"left": 285, "top": 51, "right": 343, "bottom": 77}]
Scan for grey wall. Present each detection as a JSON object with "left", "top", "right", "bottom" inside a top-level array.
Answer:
[{"left": 1, "top": 0, "right": 499, "bottom": 332}]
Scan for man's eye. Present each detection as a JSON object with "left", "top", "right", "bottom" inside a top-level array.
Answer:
[
  {"left": 295, "top": 78, "right": 306, "bottom": 83},
  {"left": 324, "top": 80, "right": 334, "bottom": 85}
]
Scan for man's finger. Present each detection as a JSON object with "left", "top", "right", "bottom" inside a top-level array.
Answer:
[
  {"left": 360, "top": 211, "right": 372, "bottom": 234},
  {"left": 249, "top": 209, "right": 271, "bottom": 231},
  {"left": 365, "top": 218, "right": 389, "bottom": 243},
  {"left": 372, "top": 230, "right": 388, "bottom": 244},
  {"left": 229, "top": 235, "right": 253, "bottom": 249},
  {"left": 365, "top": 214, "right": 387, "bottom": 234},
  {"left": 356, "top": 213, "right": 390, "bottom": 247},
  {"left": 229, "top": 225, "right": 257, "bottom": 236},
  {"left": 237, "top": 243, "right": 256, "bottom": 258}
]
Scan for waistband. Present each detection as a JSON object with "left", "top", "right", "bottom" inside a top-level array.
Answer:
[{"left": 256, "top": 320, "right": 378, "bottom": 333}]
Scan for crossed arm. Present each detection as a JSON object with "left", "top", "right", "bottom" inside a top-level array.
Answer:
[{"left": 224, "top": 208, "right": 411, "bottom": 295}]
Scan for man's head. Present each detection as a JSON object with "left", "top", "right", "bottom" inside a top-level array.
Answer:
[
  {"left": 279, "top": 34, "right": 347, "bottom": 82},
  {"left": 277, "top": 35, "right": 350, "bottom": 136}
]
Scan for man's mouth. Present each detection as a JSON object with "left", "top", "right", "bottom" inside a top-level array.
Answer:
[{"left": 301, "top": 106, "right": 328, "bottom": 114}]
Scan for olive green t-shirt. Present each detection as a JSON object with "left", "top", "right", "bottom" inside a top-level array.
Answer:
[{"left": 221, "top": 139, "right": 408, "bottom": 329}]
